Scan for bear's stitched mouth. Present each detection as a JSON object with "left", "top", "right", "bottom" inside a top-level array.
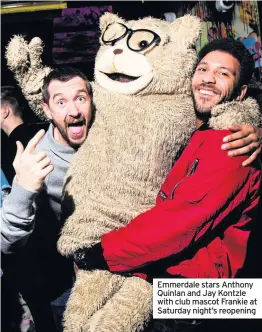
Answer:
[{"left": 102, "top": 72, "right": 140, "bottom": 83}]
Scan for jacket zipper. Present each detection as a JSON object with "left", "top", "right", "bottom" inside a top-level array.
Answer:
[{"left": 170, "top": 158, "right": 199, "bottom": 199}]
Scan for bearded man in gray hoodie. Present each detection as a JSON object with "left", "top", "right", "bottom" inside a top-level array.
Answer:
[{"left": 1, "top": 66, "right": 93, "bottom": 332}]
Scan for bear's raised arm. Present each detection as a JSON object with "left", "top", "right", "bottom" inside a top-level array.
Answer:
[{"left": 5, "top": 35, "right": 52, "bottom": 119}]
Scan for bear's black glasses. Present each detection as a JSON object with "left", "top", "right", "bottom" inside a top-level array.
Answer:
[{"left": 102, "top": 22, "right": 161, "bottom": 52}]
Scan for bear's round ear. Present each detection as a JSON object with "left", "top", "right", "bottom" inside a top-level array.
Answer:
[
  {"left": 100, "top": 12, "right": 126, "bottom": 33},
  {"left": 171, "top": 15, "right": 202, "bottom": 48}
]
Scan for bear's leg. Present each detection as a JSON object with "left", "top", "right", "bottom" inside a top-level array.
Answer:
[
  {"left": 85, "top": 276, "right": 153, "bottom": 332},
  {"left": 63, "top": 270, "right": 125, "bottom": 332}
]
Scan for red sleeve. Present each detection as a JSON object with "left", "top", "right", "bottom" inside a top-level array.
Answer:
[{"left": 101, "top": 141, "right": 259, "bottom": 273}]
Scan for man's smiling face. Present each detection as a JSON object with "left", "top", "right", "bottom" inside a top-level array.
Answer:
[{"left": 191, "top": 50, "right": 241, "bottom": 114}]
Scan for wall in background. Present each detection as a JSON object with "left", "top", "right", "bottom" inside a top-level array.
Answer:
[
  {"left": 1, "top": 1, "right": 262, "bottom": 122},
  {"left": 52, "top": 5, "right": 112, "bottom": 65},
  {"left": 191, "top": 1, "right": 262, "bottom": 81}
]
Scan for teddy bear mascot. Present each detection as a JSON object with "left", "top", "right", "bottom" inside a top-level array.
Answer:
[{"left": 6, "top": 12, "right": 261, "bottom": 332}]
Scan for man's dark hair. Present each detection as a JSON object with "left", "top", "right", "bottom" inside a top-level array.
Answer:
[
  {"left": 1, "top": 85, "right": 23, "bottom": 117},
  {"left": 196, "top": 38, "right": 255, "bottom": 88},
  {"left": 42, "top": 67, "right": 93, "bottom": 104}
]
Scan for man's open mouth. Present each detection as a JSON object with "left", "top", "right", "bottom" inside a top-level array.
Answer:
[
  {"left": 68, "top": 121, "right": 85, "bottom": 135},
  {"left": 102, "top": 72, "right": 140, "bottom": 83}
]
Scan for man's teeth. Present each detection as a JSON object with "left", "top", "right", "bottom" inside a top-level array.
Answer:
[
  {"left": 68, "top": 122, "right": 83, "bottom": 127},
  {"left": 199, "top": 89, "right": 216, "bottom": 96}
]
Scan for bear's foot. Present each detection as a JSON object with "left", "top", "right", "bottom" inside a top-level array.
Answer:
[
  {"left": 85, "top": 276, "right": 152, "bottom": 332},
  {"left": 63, "top": 270, "right": 126, "bottom": 332}
]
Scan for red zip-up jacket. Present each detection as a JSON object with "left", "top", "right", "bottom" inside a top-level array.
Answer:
[{"left": 100, "top": 126, "right": 261, "bottom": 278}]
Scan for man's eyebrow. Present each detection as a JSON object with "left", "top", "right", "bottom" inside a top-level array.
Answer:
[
  {"left": 52, "top": 89, "right": 88, "bottom": 100},
  {"left": 75, "top": 89, "right": 88, "bottom": 95},
  {"left": 219, "top": 66, "right": 236, "bottom": 75},
  {"left": 197, "top": 61, "right": 236, "bottom": 75},
  {"left": 197, "top": 61, "right": 208, "bottom": 66},
  {"left": 52, "top": 93, "right": 63, "bottom": 100}
]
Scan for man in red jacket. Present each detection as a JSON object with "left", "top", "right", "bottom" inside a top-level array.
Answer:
[{"left": 73, "top": 38, "right": 262, "bottom": 281}]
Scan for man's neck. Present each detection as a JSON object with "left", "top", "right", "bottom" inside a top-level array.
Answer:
[
  {"left": 195, "top": 112, "right": 210, "bottom": 129},
  {"left": 3, "top": 117, "right": 24, "bottom": 136},
  {"left": 196, "top": 118, "right": 205, "bottom": 129}
]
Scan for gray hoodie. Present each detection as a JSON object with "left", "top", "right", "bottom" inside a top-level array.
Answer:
[{"left": 1, "top": 124, "right": 75, "bottom": 254}]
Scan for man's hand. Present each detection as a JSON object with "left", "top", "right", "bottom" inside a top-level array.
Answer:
[
  {"left": 13, "top": 129, "right": 54, "bottom": 191},
  {"left": 221, "top": 125, "right": 262, "bottom": 167}
]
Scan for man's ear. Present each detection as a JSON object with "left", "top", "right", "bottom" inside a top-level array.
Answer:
[
  {"left": 236, "top": 85, "right": 248, "bottom": 101},
  {"left": 42, "top": 103, "right": 52, "bottom": 120},
  {"left": 2, "top": 105, "right": 10, "bottom": 119}
]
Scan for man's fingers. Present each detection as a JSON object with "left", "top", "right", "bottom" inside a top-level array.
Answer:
[
  {"left": 15, "top": 141, "right": 25, "bottom": 157},
  {"left": 40, "top": 164, "right": 54, "bottom": 178},
  {"left": 223, "top": 130, "right": 249, "bottom": 143},
  {"left": 227, "top": 143, "right": 258, "bottom": 157},
  {"left": 242, "top": 150, "right": 260, "bottom": 167},
  {"left": 38, "top": 157, "right": 51, "bottom": 169},
  {"left": 35, "top": 151, "right": 47, "bottom": 163},
  {"left": 227, "top": 124, "right": 255, "bottom": 134},
  {"left": 24, "top": 129, "right": 45, "bottom": 154},
  {"left": 227, "top": 125, "right": 245, "bottom": 133},
  {"left": 222, "top": 137, "right": 251, "bottom": 151},
  {"left": 13, "top": 141, "right": 25, "bottom": 167},
  {"left": 223, "top": 125, "right": 255, "bottom": 143}
]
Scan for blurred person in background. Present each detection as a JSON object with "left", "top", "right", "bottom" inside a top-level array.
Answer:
[{"left": 1, "top": 85, "right": 40, "bottom": 184}]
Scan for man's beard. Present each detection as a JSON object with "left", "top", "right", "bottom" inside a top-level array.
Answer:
[
  {"left": 192, "top": 92, "right": 212, "bottom": 123},
  {"left": 52, "top": 118, "right": 86, "bottom": 150},
  {"left": 192, "top": 84, "right": 240, "bottom": 121}
]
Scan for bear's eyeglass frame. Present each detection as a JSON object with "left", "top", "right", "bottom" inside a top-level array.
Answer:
[{"left": 102, "top": 22, "right": 161, "bottom": 52}]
